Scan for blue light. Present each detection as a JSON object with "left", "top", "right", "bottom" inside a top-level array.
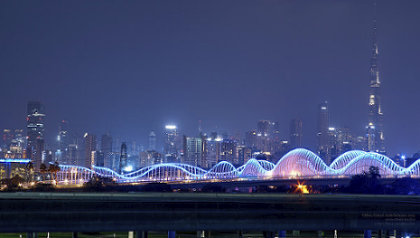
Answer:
[
  {"left": 0, "top": 158, "right": 31, "bottom": 163},
  {"left": 55, "top": 148, "right": 420, "bottom": 184}
]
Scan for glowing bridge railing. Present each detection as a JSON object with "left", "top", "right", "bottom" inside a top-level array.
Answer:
[{"left": 57, "top": 149, "right": 420, "bottom": 183}]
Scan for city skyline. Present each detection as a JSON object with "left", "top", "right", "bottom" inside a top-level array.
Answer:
[
  {"left": 1, "top": 2, "right": 420, "bottom": 237},
  {"left": 1, "top": 1, "right": 420, "bottom": 156}
]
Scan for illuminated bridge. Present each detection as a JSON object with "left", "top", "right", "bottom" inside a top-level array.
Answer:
[{"left": 56, "top": 149, "right": 420, "bottom": 184}]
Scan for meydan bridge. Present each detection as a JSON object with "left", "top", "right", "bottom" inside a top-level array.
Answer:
[{"left": 56, "top": 148, "right": 420, "bottom": 184}]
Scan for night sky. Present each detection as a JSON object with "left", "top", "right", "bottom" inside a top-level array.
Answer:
[{"left": 1, "top": 1, "right": 420, "bottom": 155}]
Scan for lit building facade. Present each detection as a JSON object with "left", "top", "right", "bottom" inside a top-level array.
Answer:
[
  {"left": 203, "top": 136, "right": 222, "bottom": 168},
  {"left": 220, "top": 139, "right": 237, "bottom": 164},
  {"left": 183, "top": 136, "right": 204, "bottom": 167},
  {"left": 119, "top": 142, "right": 128, "bottom": 174},
  {"left": 83, "top": 133, "right": 96, "bottom": 168},
  {"left": 317, "top": 101, "right": 331, "bottom": 164},
  {"left": 164, "top": 125, "right": 179, "bottom": 162},
  {"left": 366, "top": 15, "right": 386, "bottom": 154},
  {"left": 26, "top": 101, "right": 45, "bottom": 171}
]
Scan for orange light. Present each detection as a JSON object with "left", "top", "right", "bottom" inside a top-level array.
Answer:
[{"left": 294, "top": 181, "right": 309, "bottom": 194}]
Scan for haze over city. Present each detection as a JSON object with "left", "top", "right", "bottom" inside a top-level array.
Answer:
[
  {"left": 2, "top": 1, "right": 420, "bottom": 238},
  {"left": 1, "top": 0, "right": 420, "bottom": 155}
]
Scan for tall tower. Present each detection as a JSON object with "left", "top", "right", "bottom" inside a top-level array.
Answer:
[
  {"left": 148, "top": 131, "right": 156, "bottom": 151},
  {"left": 183, "top": 136, "right": 204, "bottom": 167},
  {"left": 366, "top": 1, "right": 385, "bottom": 154},
  {"left": 164, "top": 125, "right": 178, "bottom": 162},
  {"left": 317, "top": 101, "right": 331, "bottom": 164},
  {"left": 119, "top": 142, "right": 128, "bottom": 174},
  {"left": 101, "top": 133, "right": 113, "bottom": 168},
  {"left": 56, "top": 120, "right": 69, "bottom": 164},
  {"left": 26, "top": 101, "right": 45, "bottom": 170},
  {"left": 83, "top": 133, "right": 96, "bottom": 168},
  {"left": 290, "top": 118, "right": 303, "bottom": 149}
]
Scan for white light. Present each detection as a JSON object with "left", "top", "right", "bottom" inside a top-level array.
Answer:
[
  {"left": 215, "top": 137, "right": 223, "bottom": 142},
  {"left": 124, "top": 165, "right": 133, "bottom": 172},
  {"left": 165, "top": 125, "right": 177, "bottom": 130}
]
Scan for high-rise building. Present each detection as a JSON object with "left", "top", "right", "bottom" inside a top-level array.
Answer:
[
  {"left": 366, "top": 5, "right": 385, "bottom": 154},
  {"left": 139, "top": 150, "right": 162, "bottom": 167},
  {"left": 93, "top": 151, "right": 105, "bottom": 167},
  {"left": 119, "top": 142, "right": 128, "bottom": 174},
  {"left": 336, "top": 127, "right": 354, "bottom": 154},
  {"left": 67, "top": 144, "right": 78, "bottom": 165},
  {"left": 245, "top": 131, "right": 258, "bottom": 149},
  {"left": 257, "top": 120, "right": 270, "bottom": 135},
  {"left": 148, "top": 131, "right": 156, "bottom": 151},
  {"left": 317, "top": 101, "right": 331, "bottom": 164},
  {"left": 42, "top": 150, "right": 54, "bottom": 165},
  {"left": 83, "top": 133, "right": 96, "bottom": 168},
  {"left": 1, "top": 129, "right": 13, "bottom": 149},
  {"left": 256, "top": 120, "right": 271, "bottom": 152},
  {"left": 101, "top": 133, "right": 113, "bottom": 168},
  {"left": 237, "top": 145, "right": 252, "bottom": 165},
  {"left": 203, "top": 136, "right": 222, "bottom": 168},
  {"left": 164, "top": 124, "right": 179, "bottom": 161},
  {"left": 273, "top": 140, "right": 290, "bottom": 162},
  {"left": 26, "top": 101, "right": 46, "bottom": 170},
  {"left": 57, "top": 120, "right": 69, "bottom": 151},
  {"left": 56, "top": 120, "right": 69, "bottom": 164},
  {"left": 109, "top": 151, "right": 121, "bottom": 171},
  {"left": 290, "top": 118, "right": 303, "bottom": 149},
  {"left": 220, "top": 139, "right": 237, "bottom": 164},
  {"left": 326, "top": 127, "right": 339, "bottom": 160},
  {"left": 183, "top": 136, "right": 204, "bottom": 167}
]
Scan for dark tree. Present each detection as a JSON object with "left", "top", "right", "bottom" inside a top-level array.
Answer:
[
  {"left": 48, "top": 161, "right": 61, "bottom": 182},
  {"left": 1, "top": 175, "right": 25, "bottom": 191},
  {"left": 39, "top": 163, "right": 47, "bottom": 180},
  {"left": 25, "top": 161, "right": 34, "bottom": 183},
  {"left": 346, "top": 166, "right": 384, "bottom": 194},
  {"left": 83, "top": 175, "right": 116, "bottom": 191}
]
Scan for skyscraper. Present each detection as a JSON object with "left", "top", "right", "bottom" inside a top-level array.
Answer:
[
  {"left": 317, "top": 101, "right": 331, "bottom": 164},
  {"left": 93, "top": 151, "right": 105, "bottom": 167},
  {"left": 204, "top": 136, "right": 222, "bottom": 168},
  {"left": 164, "top": 124, "right": 178, "bottom": 162},
  {"left": 183, "top": 136, "right": 204, "bottom": 167},
  {"left": 56, "top": 120, "right": 69, "bottom": 164},
  {"left": 83, "top": 133, "right": 96, "bottom": 168},
  {"left": 119, "top": 142, "right": 128, "bottom": 174},
  {"left": 26, "top": 101, "right": 45, "bottom": 170},
  {"left": 290, "top": 118, "right": 303, "bottom": 149},
  {"left": 366, "top": 3, "right": 385, "bottom": 154},
  {"left": 101, "top": 133, "right": 113, "bottom": 168},
  {"left": 256, "top": 120, "right": 271, "bottom": 152},
  {"left": 67, "top": 144, "right": 78, "bottom": 165},
  {"left": 148, "top": 131, "right": 156, "bottom": 151},
  {"left": 57, "top": 120, "right": 69, "bottom": 151},
  {"left": 220, "top": 139, "right": 237, "bottom": 164}
]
